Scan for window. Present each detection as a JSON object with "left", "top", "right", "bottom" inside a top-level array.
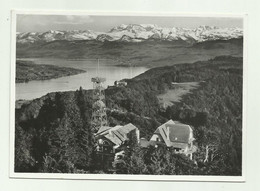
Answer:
[{"left": 103, "top": 140, "right": 113, "bottom": 153}]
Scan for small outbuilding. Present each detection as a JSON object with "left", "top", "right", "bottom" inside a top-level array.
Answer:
[{"left": 114, "top": 80, "right": 127, "bottom": 87}]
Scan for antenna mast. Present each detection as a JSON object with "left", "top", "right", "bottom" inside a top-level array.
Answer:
[{"left": 91, "top": 59, "right": 108, "bottom": 132}]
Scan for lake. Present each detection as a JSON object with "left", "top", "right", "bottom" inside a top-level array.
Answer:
[{"left": 16, "top": 58, "right": 148, "bottom": 100}]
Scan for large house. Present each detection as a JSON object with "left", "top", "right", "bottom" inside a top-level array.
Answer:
[
  {"left": 141, "top": 120, "right": 196, "bottom": 159},
  {"left": 95, "top": 123, "right": 140, "bottom": 154}
]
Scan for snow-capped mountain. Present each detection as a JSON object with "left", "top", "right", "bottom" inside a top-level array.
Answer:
[{"left": 16, "top": 24, "right": 243, "bottom": 44}]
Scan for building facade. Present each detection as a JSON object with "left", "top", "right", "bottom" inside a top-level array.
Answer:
[{"left": 141, "top": 120, "right": 196, "bottom": 160}]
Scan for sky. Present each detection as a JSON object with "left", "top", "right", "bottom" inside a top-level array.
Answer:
[{"left": 17, "top": 14, "right": 243, "bottom": 33}]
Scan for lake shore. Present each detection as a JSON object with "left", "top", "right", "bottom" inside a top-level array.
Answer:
[
  {"left": 15, "top": 58, "right": 148, "bottom": 100},
  {"left": 16, "top": 60, "right": 86, "bottom": 83}
]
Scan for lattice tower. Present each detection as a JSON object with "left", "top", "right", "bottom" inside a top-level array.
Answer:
[{"left": 91, "top": 76, "right": 108, "bottom": 132}]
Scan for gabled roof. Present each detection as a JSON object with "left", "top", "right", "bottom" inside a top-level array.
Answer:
[
  {"left": 152, "top": 120, "right": 192, "bottom": 148},
  {"left": 96, "top": 123, "right": 138, "bottom": 146},
  {"left": 154, "top": 119, "right": 175, "bottom": 134},
  {"left": 96, "top": 126, "right": 112, "bottom": 135},
  {"left": 167, "top": 124, "right": 191, "bottom": 143}
]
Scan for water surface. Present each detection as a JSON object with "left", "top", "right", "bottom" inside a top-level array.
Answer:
[{"left": 16, "top": 58, "right": 148, "bottom": 100}]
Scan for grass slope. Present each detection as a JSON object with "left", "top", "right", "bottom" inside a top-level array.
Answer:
[{"left": 157, "top": 82, "right": 200, "bottom": 108}]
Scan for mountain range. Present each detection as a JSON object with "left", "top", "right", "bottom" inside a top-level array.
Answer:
[{"left": 16, "top": 24, "right": 243, "bottom": 44}]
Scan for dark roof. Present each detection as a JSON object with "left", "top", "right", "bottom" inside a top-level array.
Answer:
[
  {"left": 167, "top": 124, "right": 191, "bottom": 143},
  {"left": 152, "top": 120, "right": 193, "bottom": 148},
  {"left": 96, "top": 123, "right": 138, "bottom": 146}
]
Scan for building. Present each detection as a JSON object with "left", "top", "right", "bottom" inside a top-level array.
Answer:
[
  {"left": 95, "top": 123, "right": 140, "bottom": 154},
  {"left": 114, "top": 80, "right": 127, "bottom": 87},
  {"left": 141, "top": 120, "right": 196, "bottom": 159}
]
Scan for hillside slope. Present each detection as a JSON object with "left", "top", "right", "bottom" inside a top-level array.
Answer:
[
  {"left": 15, "top": 56, "right": 243, "bottom": 175},
  {"left": 16, "top": 60, "right": 86, "bottom": 83},
  {"left": 16, "top": 38, "right": 243, "bottom": 67}
]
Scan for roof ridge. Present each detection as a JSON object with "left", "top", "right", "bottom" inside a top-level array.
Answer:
[{"left": 112, "top": 130, "right": 126, "bottom": 142}]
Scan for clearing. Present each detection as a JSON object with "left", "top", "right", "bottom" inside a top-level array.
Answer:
[{"left": 157, "top": 82, "right": 201, "bottom": 108}]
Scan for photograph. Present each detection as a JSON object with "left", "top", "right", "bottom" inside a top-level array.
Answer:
[{"left": 11, "top": 12, "right": 244, "bottom": 180}]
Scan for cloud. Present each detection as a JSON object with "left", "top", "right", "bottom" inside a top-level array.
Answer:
[
  {"left": 54, "top": 15, "right": 94, "bottom": 25},
  {"left": 17, "top": 15, "right": 96, "bottom": 32}
]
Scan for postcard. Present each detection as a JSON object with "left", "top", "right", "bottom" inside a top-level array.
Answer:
[{"left": 10, "top": 11, "right": 246, "bottom": 181}]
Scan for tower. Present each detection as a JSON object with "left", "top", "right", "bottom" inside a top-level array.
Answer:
[{"left": 91, "top": 76, "right": 108, "bottom": 132}]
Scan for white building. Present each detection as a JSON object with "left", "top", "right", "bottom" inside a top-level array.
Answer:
[{"left": 142, "top": 120, "right": 196, "bottom": 159}]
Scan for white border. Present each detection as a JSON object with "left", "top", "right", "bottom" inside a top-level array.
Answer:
[{"left": 9, "top": 10, "right": 247, "bottom": 182}]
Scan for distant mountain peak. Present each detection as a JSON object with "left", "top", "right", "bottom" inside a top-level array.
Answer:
[{"left": 17, "top": 24, "right": 243, "bottom": 44}]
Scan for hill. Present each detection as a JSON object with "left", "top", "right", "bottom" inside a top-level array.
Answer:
[
  {"left": 16, "top": 60, "right": 86, "bottom": 83},
  {"left": 16, "top": 38, "right": 243, "bottom": 67},
  {"left": 15, "top": 56, "right": 243, "bottom": 175}
]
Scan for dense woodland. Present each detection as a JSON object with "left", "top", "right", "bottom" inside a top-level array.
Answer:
[
  {"left": 16, "top": 60, "right": 85, "bottom": 83},
  {"left": 16, "top": 38, "right": 243, "bottom": 67},
  {"left": 15, "top": 55, "right": 243, "bottom": 175}
]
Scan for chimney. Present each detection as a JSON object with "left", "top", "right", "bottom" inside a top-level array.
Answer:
[
  {"left": 109, "top": 130, "right": 114, "bottom": 137},
  {"left": 136, "top": 129, "right": 140, "bottom": 143}
]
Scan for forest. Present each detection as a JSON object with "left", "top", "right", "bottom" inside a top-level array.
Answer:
[
  {"left": 16, "top": 60, "right": 85, "bottom": 83},
  {"left": 16, "top": 38, "right": 243, "bottom": 67},
  {"left": 15, "top": 55, "right": 243, "bottom": 175}
]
